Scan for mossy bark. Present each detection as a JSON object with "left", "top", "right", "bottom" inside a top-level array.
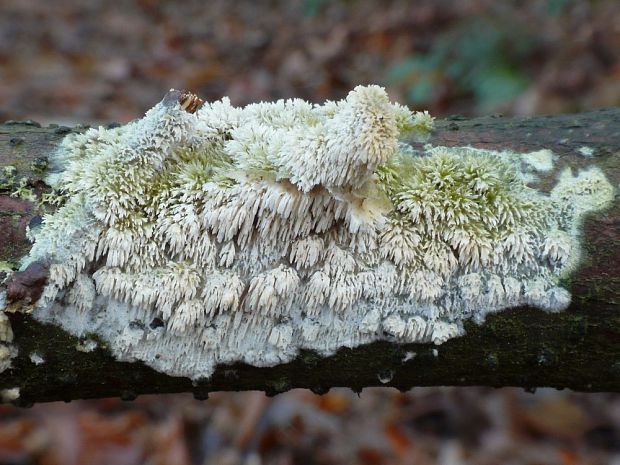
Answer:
[{"left": 1, "top": 109, "right": 620, "bottom": 405}]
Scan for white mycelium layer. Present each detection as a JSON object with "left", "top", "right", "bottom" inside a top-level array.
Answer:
[{"left": 25, "top": 86, "right": 613, "bottom": 379}]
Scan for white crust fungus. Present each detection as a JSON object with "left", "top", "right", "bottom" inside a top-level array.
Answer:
[
  {"left": 23, "top": 85, "right": 613, "bottom": 379},
  {"left": 521, "top": 149, "right": 554, "bottom": 173},
  {"left": 29, "top": 352, "right": 45, "bottom": 365},
  {"left": 0, "top": 387, "right": 20, "bottom": 403}
]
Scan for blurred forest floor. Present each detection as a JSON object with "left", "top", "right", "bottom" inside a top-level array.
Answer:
[
  {"left": 1, "top": 0, "right": 619, "bottom": 123},
  {"left": 2, "top": 388, "right": 620, "bottom": 465},
  {"left": 1, "top": 1, "right": 620, "bottom": 464}
]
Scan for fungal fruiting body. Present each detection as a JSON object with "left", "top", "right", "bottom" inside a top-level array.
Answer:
[{"left": 23, "top": 86, "right": 613, "bottom": 379}]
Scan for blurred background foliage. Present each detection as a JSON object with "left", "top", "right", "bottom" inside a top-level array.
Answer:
[
  {"left": 386, "top": 15, "right": 536, "bottom": 112},
  {"left": 1, "top": 1, "right": 620, "bottom": 464},
  {"left": 384, "top": 0, "right": 620, "bottom": 114},
  {"left": 1, "top": 0, "right": 619, "bottom": 124}
]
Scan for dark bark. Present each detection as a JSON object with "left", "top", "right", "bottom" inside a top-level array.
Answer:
[{"left": 1, "top": 108, "right": 620, "bottom": 405}]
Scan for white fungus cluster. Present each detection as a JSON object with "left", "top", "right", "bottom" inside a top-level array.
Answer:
[{"left": 24, "top": 86, "right": 613, "bottom": 379}]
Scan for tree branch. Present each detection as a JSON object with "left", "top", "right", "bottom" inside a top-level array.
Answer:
[{"left": 1, "top": 108, "right": 620, "bottom": 405}]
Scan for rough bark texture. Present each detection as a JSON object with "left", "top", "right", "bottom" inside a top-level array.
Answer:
[{"left": 1, "top": 109, "right": 620, "bottom": 405}]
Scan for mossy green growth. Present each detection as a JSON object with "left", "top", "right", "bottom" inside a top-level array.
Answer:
[
  {"left": 10, "top": 178, "right": 36, "bottom": 203},
  {"left": 0, "top": 165, "right": 38, "bottom": 202},
  {"left": 0, "top": 262, "right": 15, "bottom": 273},
  {"left": 0, "top": 166, "right": 17, "bottom": 191}
]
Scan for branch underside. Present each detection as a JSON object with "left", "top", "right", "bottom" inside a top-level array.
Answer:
[{"left": 1, "top": 108, "right": 620, "bottom": 404}]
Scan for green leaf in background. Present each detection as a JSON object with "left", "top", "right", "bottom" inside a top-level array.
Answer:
[
  {"left": 547, "top": 0, "right": 574, "bottom": 16},
  {"left": 385, "top": 15, "right": 536, "bottom": 112},
  {"left": 473, "top": 66, "right": 529, "bottom": 110},
  {"left": 406, "top": 75, "right": 435, "bottom": 105},
  {"left": 302, "top": 0, "right": 334, "bottom": 17}
]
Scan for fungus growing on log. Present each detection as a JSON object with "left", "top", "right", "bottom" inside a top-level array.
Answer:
[{"left": 9, "top": 86, "right": 613, "bottom": 380}]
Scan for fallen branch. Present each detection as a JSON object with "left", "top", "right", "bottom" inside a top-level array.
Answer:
[{"left": 1, "top": 105, "right": 620, "bottom": 405}]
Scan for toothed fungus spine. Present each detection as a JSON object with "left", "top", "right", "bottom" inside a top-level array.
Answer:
[{"left": 23, "top": 85, "right": 613, "bottom": 379}]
